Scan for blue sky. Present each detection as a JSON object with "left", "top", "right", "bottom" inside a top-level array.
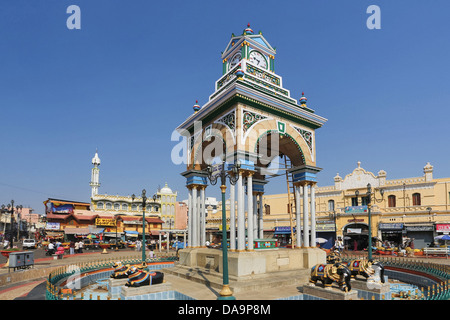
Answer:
[{"left": 1, "top": 1, "right": 449, "bottom": 214}]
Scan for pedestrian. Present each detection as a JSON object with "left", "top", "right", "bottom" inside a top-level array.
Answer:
[
  {"left": 136, "top": 240, "right": 141, "bottom": 252},
  {"left": 79, "top": 240, "right": 83, "bottom": 253},
  {"left": 69, "top": 240, "right": 75, "bottom": 255},
  {"left": 75, "top": 241, "right": 80, "bottom": 253}
]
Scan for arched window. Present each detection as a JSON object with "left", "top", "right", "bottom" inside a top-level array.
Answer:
[
  {"left": 114, "top": 203, "right": 120, "bottom": 210},
  {"left": 328, "top": 200, "right": 335, "bottom": 211},
  {"left": 97, "top": 202, "right": 104, "bottom": 209},
  {"left": 122, "top": 203, "right": 128, "bottom": 210},
  {"left": 412, "top": 193, "right": 421, "bottom": 206},
  {"left": 131, "top": 204, "right": 137, "bottom": 211},
  {"left": 388, "top": 195, "right": 396, "bottom": 207}
]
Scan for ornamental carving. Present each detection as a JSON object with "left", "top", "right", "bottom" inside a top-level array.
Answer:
[
  {"left": 293, "top": 126, "right": 313, "bottom": 152},
  {"left": 242, "top": 110, "right": 268, "bottom": 132},
  {"left": 215, "top": 110, "right": 236, "bottom": 131}
]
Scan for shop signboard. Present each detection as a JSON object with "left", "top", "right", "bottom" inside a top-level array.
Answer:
[
  {"left": 344, "top": 206, "right": 368, "bottom": 214},
  {"left": 46, "top": 222, "right": 60, "bottom": 230},
  {"left": 436, "top": 224, "right": 450, "bottom": 233},
  {"left": 51, "top": 203, "right": 73, "bottom": 214},
  {"left": 95, "top": 218, "right": 116, "bottom": 227},
  {"left": 379, "top": 223, "right": 403, "bottom": 230}
]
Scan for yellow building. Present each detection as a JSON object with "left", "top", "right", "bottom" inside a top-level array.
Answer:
[{"left": 260, "top": 161, "right": 450, "bottom": 249}]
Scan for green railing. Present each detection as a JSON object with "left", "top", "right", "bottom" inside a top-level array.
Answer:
[
  {"left": 342, "top": 254, "right": 450, "bottom": 300},
  {"left": 46, "top": 252, "right": 178, "bottom": 300}
]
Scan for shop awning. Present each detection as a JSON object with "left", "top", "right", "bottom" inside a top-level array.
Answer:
[
  {"left": 274, "top": 226, "right": 294, "bottom": 235},
  {"left": 64, "top": 227, "right": 90, "bottom": 235}
]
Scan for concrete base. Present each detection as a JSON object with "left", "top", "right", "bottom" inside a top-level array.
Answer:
[
  {"left": 350, "top": 278, "right": 391, "bottom": 295},
  {"left": 163, "top": 264, "right": 311, "bottom": 294},
  {"left": 120, "top": 282, "right": 172, "bottom": 300},
  {"left": 107, "top": 278, "right": 129, "bottom": 299},
  {"left": 178, "top": 247, "right": 326, "bottom": 278},
  {"left": 303, "top": 284, "right": 358, "bottom": 300}
]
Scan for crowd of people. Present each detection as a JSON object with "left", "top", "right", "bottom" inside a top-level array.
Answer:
[{"left": 46, "top": 240, "right": 84, "bottom": 255}]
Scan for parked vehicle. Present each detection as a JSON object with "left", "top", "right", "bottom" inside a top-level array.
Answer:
[
  {"left": 82, "top": 239, "right": 99, "bottom": 250},
  {"left": 22, "top": 239, "right": 36, "bottom": 249}
]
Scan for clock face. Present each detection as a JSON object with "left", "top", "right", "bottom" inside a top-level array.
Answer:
[
  {"left": 249, "top": 51, "right": 267, "bottom": 69},
  {"left": 229, "top": 52, "right": 241, "bottom": 69}
]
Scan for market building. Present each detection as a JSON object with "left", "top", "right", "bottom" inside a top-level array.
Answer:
[{"left": 260, "top": 161, "right": 450, "bottom": 250}]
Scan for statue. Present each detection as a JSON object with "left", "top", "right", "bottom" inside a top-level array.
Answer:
[
  {"left": 326, "top": 250, "right": 342, "bottom": 264},
  {"left": 110, "top": 261, "right": 145, "bottom": 279},
  {"left": 110, "top": 262, "right": 133, "bottom": 279},
  {"left": 347, "top": 259, "right": 385, "bottom": 283},
  {"left": 309, "top": 263, "right": 352, "bottom": 292},
  {"left": 125, "top": 266, "right": 164, "bottom": 287}
]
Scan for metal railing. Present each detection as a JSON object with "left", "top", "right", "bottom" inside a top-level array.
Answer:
[
  {"left": 46, "top": 252, "right": 178, "bottom": 300},
  {"left": 342, "top": 254, "right": 450, "bottom": 300}
]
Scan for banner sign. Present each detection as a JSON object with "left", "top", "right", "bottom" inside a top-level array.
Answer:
[
  {"left": 46, "top": 222, "right": 61, "bottom": 230},
  {"left": 345, "top": 206, "right": 368, "bottom": 214},
  {"left": 436, "top": 224, "right": 450, "bottom": 233},
  {"left": 379, "top": 223, "right": 403, "bottom": 230},
  {"left": 95, "top": 218, "right": 116, "bottom": 227},
  {"left": 52, "top": 203, "right": 74, "bottom": 214}
]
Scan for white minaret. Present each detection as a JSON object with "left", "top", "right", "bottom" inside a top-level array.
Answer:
[{"left": 90, "top": 149, "right": 101, "bottom": 198}]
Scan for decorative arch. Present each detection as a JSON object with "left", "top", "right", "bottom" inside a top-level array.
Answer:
[
  {"left": 245, "top": 118, "right": 314, "bottom": 167},
  {"left": 191, "top": 123, "right": 232, "bottom": 170}
]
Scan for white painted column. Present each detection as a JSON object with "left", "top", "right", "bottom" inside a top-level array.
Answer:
[
  {"left": 192, "top": 186, "right": 198, "bottom": 247},
  {"left": 230, "top": 183, "right": 236, "bottom": 251},
  {"left": 187, "top": 187, "right": 192, "bottom": 248},
  {"left": 237, "top": 171, "right": 245, "bottom": 251},
  {"left": 295, "top": 184, "right": 302, "bottom": 248},
  {"left": 196, "top": 190, "right": 201, "bottom": 247},
  {"left": 310, "top": 183, "right": 316, "bottom": 248},
  {"left": 200, "top": 186, "right": 206, "bottom": 247},
  {"left": 258, "top": 193, "right": 264, "bottom": 239},
  {"left": 247, "top": 173, "right": 254, "bottom": 250},
  {"left": 253, "top": 193, "right": 258, "bottom": 239},
  {"left": 302, "top": 183, "right": 309, "bottom": 247}
]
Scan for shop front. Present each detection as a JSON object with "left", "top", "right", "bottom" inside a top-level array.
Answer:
[
  {"left": 379, "top": 223, "right": 404, "bottom": 248},
  {"left": 404, "top": 224, "right": 434, "bottom": 249},
  {"left": 274, "top": 226, "right": 295, "bottom": 247},
  {"left": 343, "top": 223, "right": 369, "bottom": 251},
  {"left": 316, "top": 221, "right": 336, "bottom": 249}
]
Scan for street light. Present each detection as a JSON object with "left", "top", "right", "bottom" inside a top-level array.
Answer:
[
  {"left": 1, "top": 201, "right": 22, "bottom": 249},
  {"left": 329, "top": 208, "right": 340, "bottom": 244},
  {"left": 355, "top": 183, "right": 384, "bottom": 260},
  {"left": 204, "top": 158, "right": 240, "bottom": 300},
  {"left": 132, "top": 189, "right": 147, "bottom": 265}
]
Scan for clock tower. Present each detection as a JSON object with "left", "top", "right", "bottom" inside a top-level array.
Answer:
[{"left": 176, "top": 25, "right": 327, "bottom": 268}]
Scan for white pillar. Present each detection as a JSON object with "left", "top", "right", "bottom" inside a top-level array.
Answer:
[
  {"left": 237, "top": 171, "right": 245, "bottom": 251},
  {"left": 247, "top": 173, "right": 254, "bottom": 250},
  {"left": 187, "top": 187, "right": 192, "bottom": 248},
  {"left": 253, "top": 193, "right": 258, "bottom": 239},
  {"left": 196, "top": 190, "right": 201, "bottom": 247},
  {"left": 258, "top": 193, "right": 264, "bottom": 239},
  {"left": 295, "top": 184, "right": 302, "bottom": 248},
  {"left": 230, "top": 183, "right": 236, "bottom": 251},
  {"left": 192, "top": 186, "right": 198, "bottom": 247},
  {"left": 310, "top": 183, "right": 316, "bottom": 248},
  {"left": 200, "top": 186, "right": 206, "bottom": 247},
  {"left": 303, "top": 183, "right": 309, "bottom": 247}
]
